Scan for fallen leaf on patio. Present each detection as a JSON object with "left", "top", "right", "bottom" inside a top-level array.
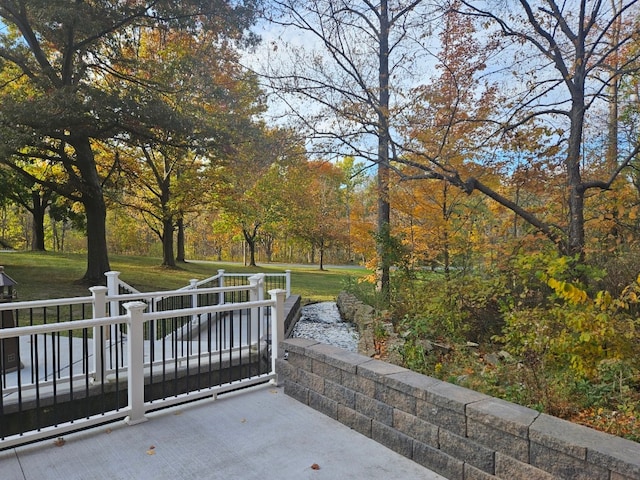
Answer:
[
  {"left": 311, "top": 463, "right": 320, "bottom": 470},
  {"left": 240, "top": 418, "right": 247, "bottom": 423},
  {"left": 105, "top": 428, "right": 112, "bottom": 434},
  {"left": 53, "top": 437, "right": 65, "bottom": 447},
  {"left": 270, "top": 389, "right": 278, "bottom": 394},
  {"left": 146, "top": 445, "right": 156, "bottom": 455},
  {"left": 173, "top": 411, "right": 183, "bottom": 416}
]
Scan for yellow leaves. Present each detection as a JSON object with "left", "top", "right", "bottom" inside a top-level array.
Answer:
[{"left": 547, "top": 277, "right": 589, "bottom": 305}]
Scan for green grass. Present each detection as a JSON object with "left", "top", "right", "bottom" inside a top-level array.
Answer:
[{"left": 0, "top": 251, "right": 368, "bottom": 302}]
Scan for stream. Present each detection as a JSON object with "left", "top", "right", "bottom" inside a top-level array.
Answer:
[{"left": 292, "top": 301, "right": 359, "bottom": 352}]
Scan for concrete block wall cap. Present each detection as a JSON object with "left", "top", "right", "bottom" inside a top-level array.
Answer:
[
  {"left": 281, "top": 338, "right": 320, "bottom": 353},
  {"left": 425, "top": 381, "right": 492, "bottom": 413},
  {"left": 529, "top": 413, "right": 595, "bottom": 459},
  {"left": 356, "top": 359, "right": 409, "bottom": 381},
  {"left": 532, "top": 413, "right": 640, "bottom": 475},
  {"left": 584, "top": 431, "right": 640, "bottom": 478},
  {"left": 467, "top": 397, "right": 540, "bottom": 438},
  {"left": 306, "top": 342, "right": 346, "bottom": 362},
  {"left": 320, "top": 348, "right": 371, "bottom": 373},
  {"left": 384, "top": 371, "right": 443, "bottom": 400}
]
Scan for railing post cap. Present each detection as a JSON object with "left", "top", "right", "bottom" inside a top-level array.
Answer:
[
  {"left": 89, "top": 286, "right": 108, "bottom": 294},
  {"left": 268, "top": 288, "right": 286, "bottom": 296},
  {"left": 105, "top": 271, "right": 121, "bottom": 277},
  {"left": 123, "top": 301, "right": 147, "bottom": 312}
]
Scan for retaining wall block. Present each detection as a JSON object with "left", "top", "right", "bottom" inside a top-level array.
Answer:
[
  {"left": 298, "top": 368, "right": 325, "bottom": 394},
  {"left": 439, "top": 429, "right": 495, "bottom": 474},
  {"left": 283, "top": 379, "right": 309, "bottom": 405},
  {"left": 337, "top": 403, "right": 372, "bottom": 437},
  {"left": 375, "top": 382, "right": 416, "bottom": 415},
  {"left": 529, "top": 441, "right": 609, "bottom": 480},
  {"left": 324, "top": 379, "right": 356, "bottom": 408},
  {"left": 275, "top": 357, "right": 296, "bottom": 382},
  {"left": 311, "top": 358, "right": 342, "bottom": 384},
  {"left": 372, "top": 420, "right": 414, "bottom": 458},
  {"left": 413, "top": 440, "right": 465, "bottom": 479},
  {"left": 467, "top": 396, "right": 540, "bottom": 463},
  {"left": 283, "top": 351, "right": 311, "bottom": 372},
  {"left": 342, "top": 369, "right": 376, "bottom": 397},
  {"left": 467, "top": 418, "right": 530, "bottom": 464},
  {"left": 308, "top": 390, "right": 338, "bottom": 420},
  {"left": 464, "top": 463, "right": 500, "bottom": 480},
  {"left": 393, "top": 409, "right": 439, "bottom": 447},
  {"left": 355, "top": 391, "right": 394, "bottom": 426},
  {"left": 494, "top": 452, "right": 558, "bottom": 480},
  {"left": 416, "top": 397, "right": 467, "bottom": 437}
]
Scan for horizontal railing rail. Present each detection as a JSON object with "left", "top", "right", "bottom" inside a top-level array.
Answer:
[
  {"left": 0, "top": 281, "right": 286, "bottom": 450},
  {"left": 106, "top": 269, "right": 291, "bottom": 308}
]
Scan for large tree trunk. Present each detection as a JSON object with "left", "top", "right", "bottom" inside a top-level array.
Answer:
[
  {"left": 162, "top": 217, "right": 176, "bottom": 267},
  {"left": 30, "top": 190, "right": 49, "bottom": 252},
  {"left": 72, "top": 138, "right": 110, "bottom": 285}
]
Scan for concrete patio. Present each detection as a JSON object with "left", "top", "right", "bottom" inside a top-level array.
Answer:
[{"left": 0, "top": 383, "right": 446, "bottom": 480}]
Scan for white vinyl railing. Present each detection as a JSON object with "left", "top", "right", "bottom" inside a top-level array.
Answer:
[{"left": 0, "top": 275, "right": 286, "bottom": 450}]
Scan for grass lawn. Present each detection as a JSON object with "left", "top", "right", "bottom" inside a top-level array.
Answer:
[{"left": 0, "top": 251, "right": 368, "bottom": 302}]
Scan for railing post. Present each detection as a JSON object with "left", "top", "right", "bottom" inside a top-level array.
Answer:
[
  {"left": 217, "top": 269, "right": 225, "bottom": 305},
  {"left": 123, "top": 301, "right": 148, "bottom": 426},
  {"left": 105, "top": 271, "right": 121, "bottom": 345},
  {"left": 189, "top": 279, "right": 199, "bottom": 324},
  {"left": 285, "top": 270, "right": 291, "bottom": 298},
  {"left": 90, "top": 286, "right": 108, "bottom": 383},
  {"left": 269, "top": 289, "right": 286, "bottom": 376},
  {"left": 249, "top": 274, "right": 264, "bottom": 344}
]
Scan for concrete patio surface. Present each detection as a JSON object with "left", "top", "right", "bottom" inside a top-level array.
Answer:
[{"left": 0, "top": 383, "right": 446, "bottom": 480}]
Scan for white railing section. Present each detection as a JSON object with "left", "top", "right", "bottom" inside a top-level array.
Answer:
[
  {"left": 106, "top": 269, "right": 291, "bottom": 308},
  {"left": 0, "top": 274, "right": 286, "bottom": 450}
]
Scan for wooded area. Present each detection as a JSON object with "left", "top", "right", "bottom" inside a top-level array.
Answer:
[{"left": 1, "top": 0, "right": 640, "bottom": 439}]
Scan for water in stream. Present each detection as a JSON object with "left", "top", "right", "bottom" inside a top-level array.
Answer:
[{"left": 292, "top": 302, "right": 359, "bottom": 352}]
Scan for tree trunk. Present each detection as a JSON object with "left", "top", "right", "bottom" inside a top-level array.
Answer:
[
  {"left": 246, "top": 238, "right": 257, "bottom": 266},
  {"left": 72, "top": 137, "right": 110, "bottom": 285},
  {"left": 319, "top": 240, "right": 326, "bottom": 271},
  {"left": 30, "top": 190, "right": 48, "bottom": 252},
  {"left": 176, "top": 216, "right": 186, "bottom": 262},
  {"left": 376, "top": 0, "right": 391, "bottom": 300},
  {"left": 83, "top": 193, "right": 110, "bottom": 284},
  {"left": 565, "top": 86, "right": 586, "bottom": 258},
  {"left": 243, "top": 225, "right": 259, "bottom": 267},
  {"left": 162, "top": 217, "right": 176, "bottom": 267}
]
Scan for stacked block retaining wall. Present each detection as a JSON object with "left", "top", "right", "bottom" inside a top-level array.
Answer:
[{"left": 276, "top": 338, "right": 640, "bottom": 480}]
